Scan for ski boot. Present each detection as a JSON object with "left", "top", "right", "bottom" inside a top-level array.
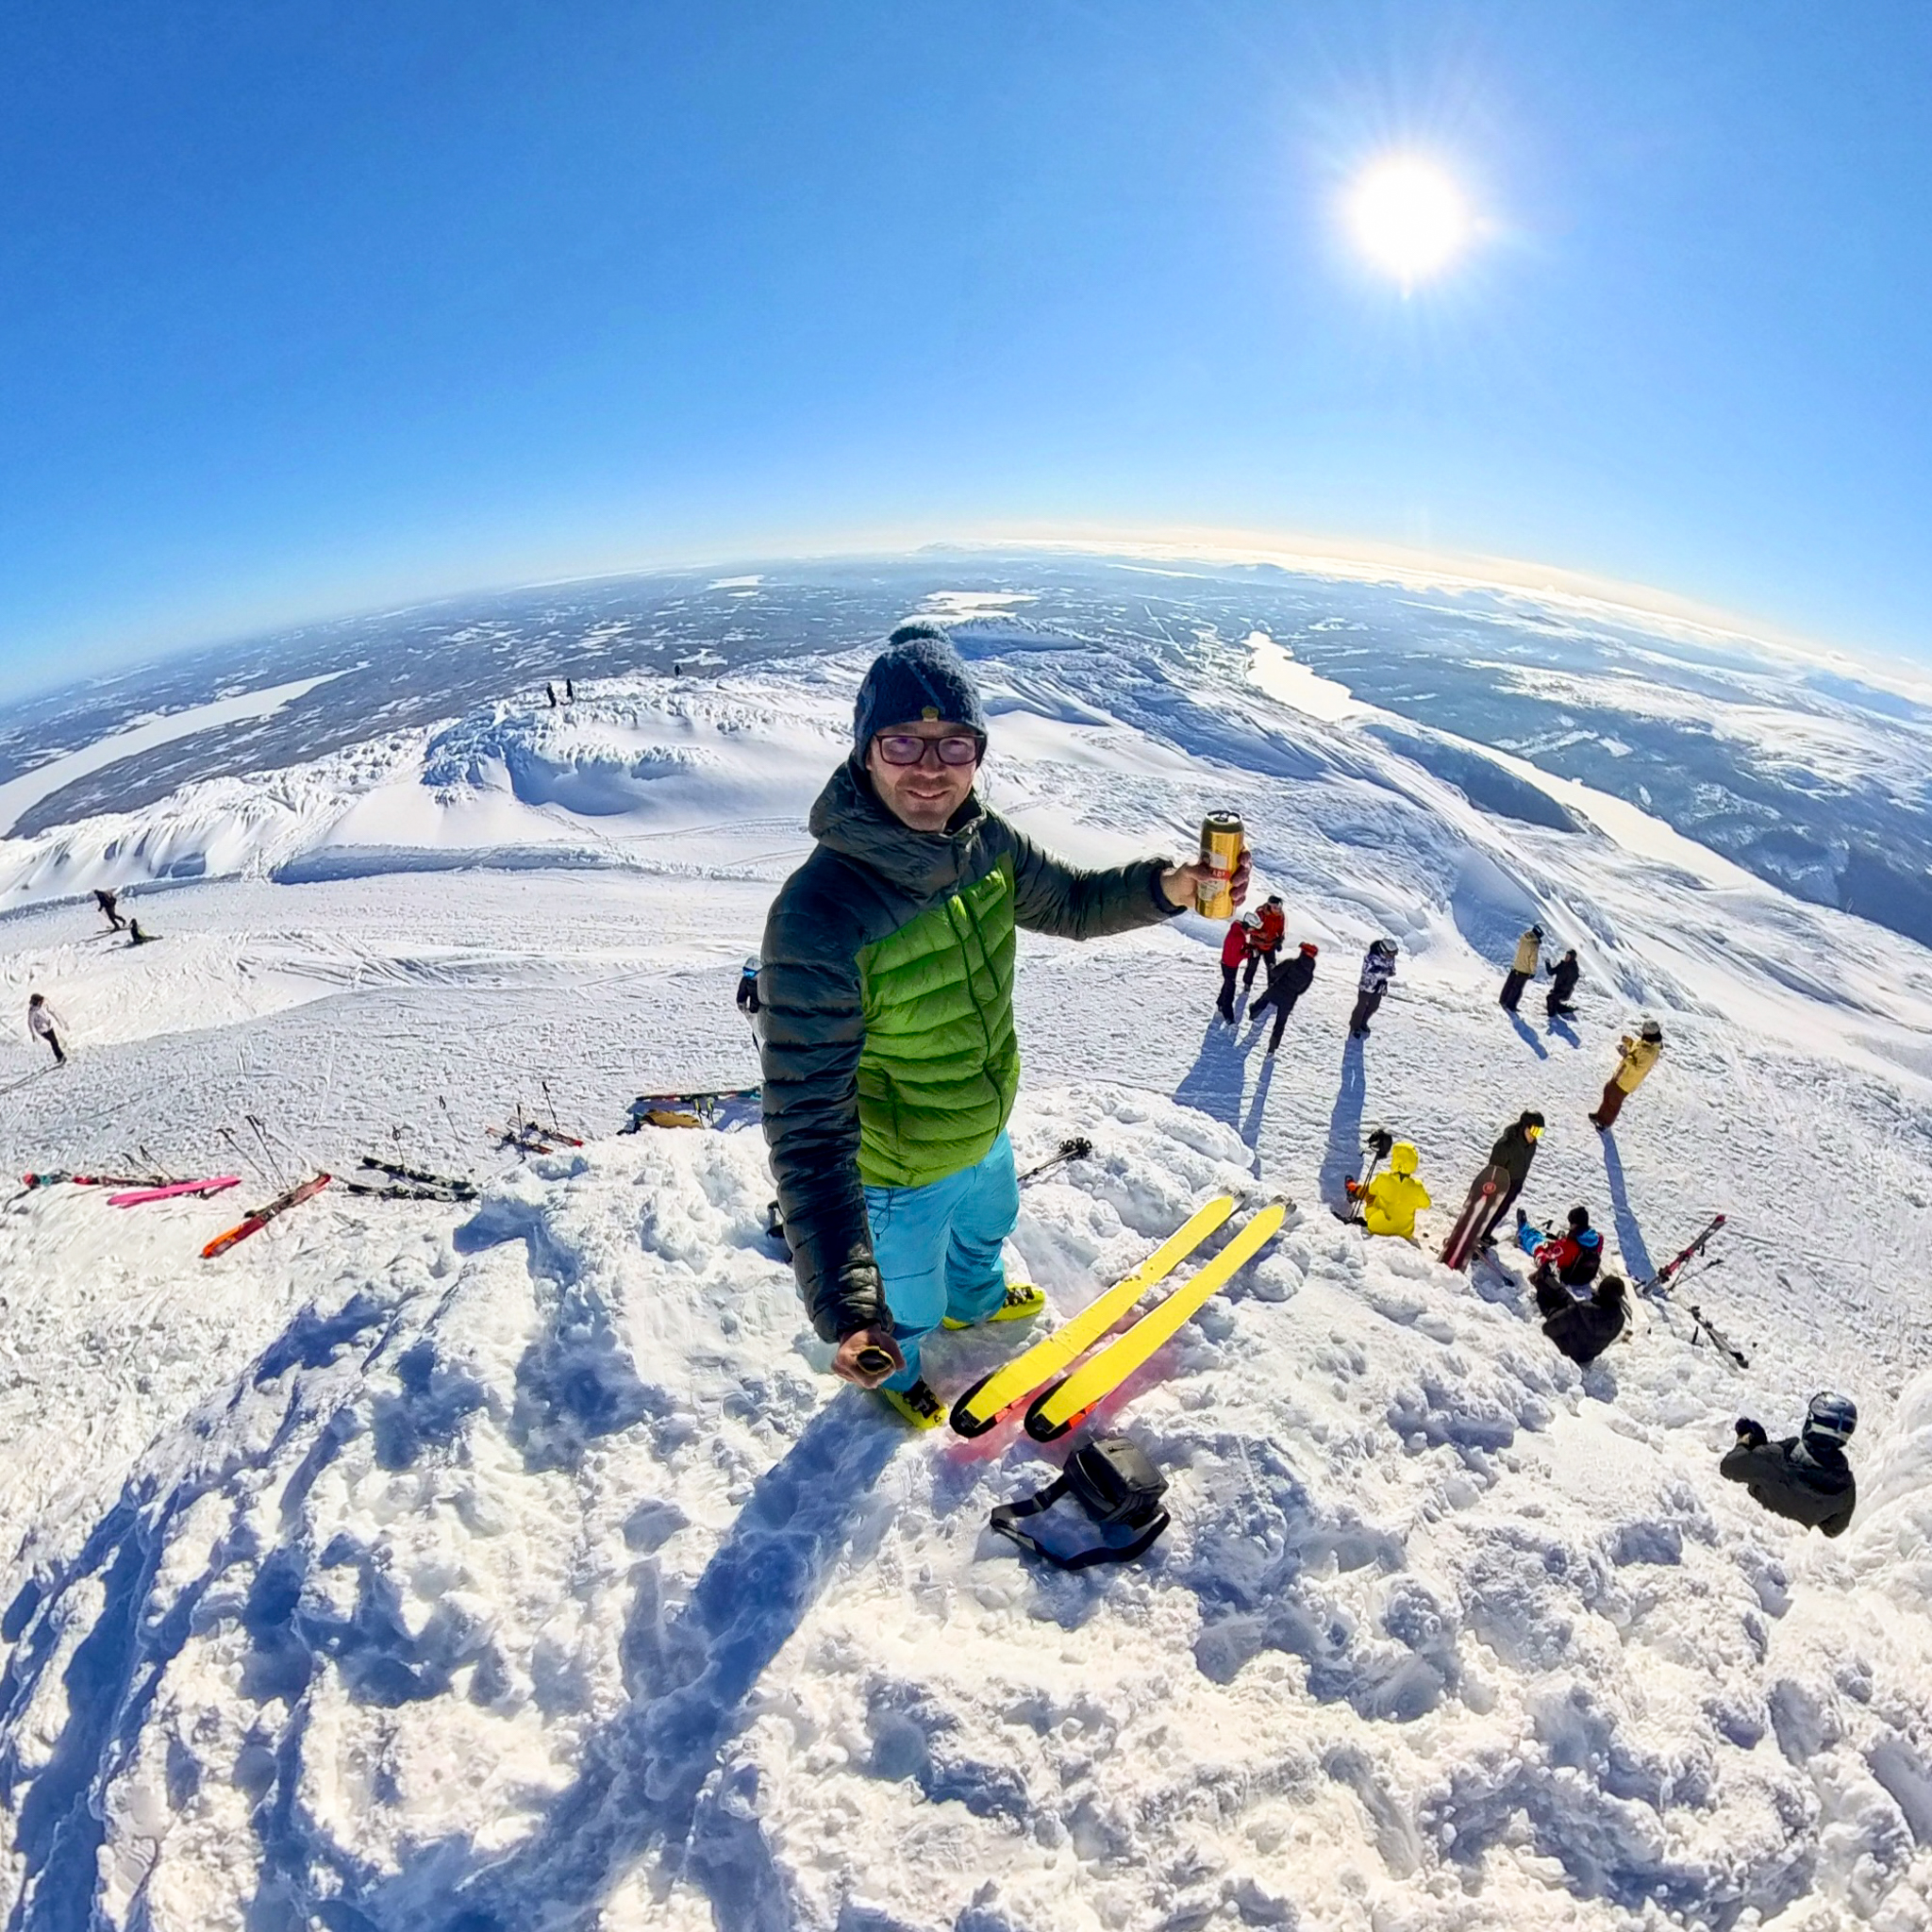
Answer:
[
  {"left": 942, "top": 1282, "right": 1045, "bottom": 1329},
  {"left": 878, "top": 1378, "right": 945, "bottom": 1429}
]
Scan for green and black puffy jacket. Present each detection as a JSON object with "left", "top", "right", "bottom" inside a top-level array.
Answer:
[{"left": 760, "top": 758, "right": 1180, "bottom": 1341}]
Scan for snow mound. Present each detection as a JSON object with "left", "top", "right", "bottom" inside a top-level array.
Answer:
[{"left": 4, "top": 1089, "right": 1927, "bottom": 1929}]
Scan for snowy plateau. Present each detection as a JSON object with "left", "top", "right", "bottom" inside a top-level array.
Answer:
[{"left": 0, "top": 569, "right": 1930, "bottom": 1932}]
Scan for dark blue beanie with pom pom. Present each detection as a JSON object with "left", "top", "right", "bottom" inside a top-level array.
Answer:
[{"left": 853, "top": 625, "right": 988, "bottom": 753}]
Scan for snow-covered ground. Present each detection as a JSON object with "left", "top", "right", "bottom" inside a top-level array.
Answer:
[{"left": 2, "top": 623, "right": 1930, "bottom": 1930}]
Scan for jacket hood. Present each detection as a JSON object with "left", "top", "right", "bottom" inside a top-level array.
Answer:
[
  {"left": 1391, "top": 1141, "right": 1420, "bottom": 1175},
  {"left": 808, "top": 758, "right": 990, "bottom": 900}
]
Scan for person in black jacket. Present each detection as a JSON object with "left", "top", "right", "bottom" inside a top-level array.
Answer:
[
  {"left": 93, "top": 887, "right": 125, "bottom": 932},
  {"left": 735, "top": 955, "right": 760, "bottom": 1021},
  {"left": 1546, "top": 948, "right": 1581, "bottom": 1019},
  {"left": 1720, "top": 1394, "right": 1857, "bottom": 1537},
  {"left": 1248, "top": 941, "right": 1318, "bottom": 1057},
  {"left": 1536, "top": 1273, "right": 1626, "bottom": 1365},
  {"left": 1465, "top": 1110, "right": 1544, "bottom": 1251}
]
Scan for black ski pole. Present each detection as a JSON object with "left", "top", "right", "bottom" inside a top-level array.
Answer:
[{"left": 1016, "top": 1137, "right": 1093, "bottom": 1186}]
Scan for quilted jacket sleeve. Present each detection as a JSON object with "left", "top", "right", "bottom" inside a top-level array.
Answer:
[{"left": 1000, "top": 819, "right": 1181, "bottom": 941}]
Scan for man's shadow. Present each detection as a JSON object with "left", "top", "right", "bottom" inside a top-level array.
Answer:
[
  {"left": 1598, "top": 1130, "right": 1655, "bottom": 1282},
  {"left": 1547, "top": 1015, "right": 1581, "bottom": 1050},
  {"left": 1316, "top": 1035, "right": 1368, "bottom": 1213},
  {"left": 1174, "top": 1010, "right": 1249, "bottom": 1133},
  {"left": 1507, "top": 1012, "right": 1549, "bottom": 1060},
  {"left": 1240, "top": 1055, "right": 1276, "bottom": 1149}
]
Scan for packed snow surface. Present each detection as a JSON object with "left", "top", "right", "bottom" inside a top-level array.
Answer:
[{"left": 2, "top": 619, "right": 1930, "bottom": 1930}]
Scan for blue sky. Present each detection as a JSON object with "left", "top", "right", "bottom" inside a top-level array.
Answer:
[{"left": 3, "top": 1, "right": 1928, "bottom": 683}]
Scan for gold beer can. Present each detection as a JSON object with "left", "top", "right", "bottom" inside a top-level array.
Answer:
[{"left": 1197, "top": 811, "right": 1244, "bottom": 919}]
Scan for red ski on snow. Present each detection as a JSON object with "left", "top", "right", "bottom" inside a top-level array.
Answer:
[{"left": 202, "top": 1174, "right": 331, "bottom": 1259}]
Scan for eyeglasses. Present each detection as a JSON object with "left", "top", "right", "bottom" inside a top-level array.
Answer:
[{"left": 873, "top": 732, "right": 983, "bottom": 768}]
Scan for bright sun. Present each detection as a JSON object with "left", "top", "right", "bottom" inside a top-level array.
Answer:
[{"left": 1347, "top": 157, "right": 1473, "bottom": 284}]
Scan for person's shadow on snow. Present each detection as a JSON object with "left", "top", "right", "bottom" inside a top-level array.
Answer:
[
  {"left": 1507, "top": 1011, "right": 1549, "bottom": 1060},
  {"left": 1547, "top": 1015, "right": 1582, "bottom": 1050},
  {"left": 1316, "top": 1035, "right": 1368, "bottom": 1213},
  {"left": 1598, "top": 1129, "right": 1655, "bottom": 1283},
  {"left": 1240, "top": 1055, "right": 1276, "bottom": 1150},
  {"left": 1174, "top": 1012, "right": 1247, "bottom": 1133}
]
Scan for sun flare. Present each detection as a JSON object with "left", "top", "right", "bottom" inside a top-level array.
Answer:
[{"left": 1347, "top": 157, "right": 1473, "bottom": 284}]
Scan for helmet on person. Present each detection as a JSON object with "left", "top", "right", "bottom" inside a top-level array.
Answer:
[
  {"left": 1299, "top": 941, "right": 1319, "bottom": 957},
  {"left": 27, "top": 993, "right": 42, "bottom": 1008},
  {"left": 1265, "top": 894, "right": 1283, "bottom": 906},
  {"left": 1567, "top": 1205, "right": 1591, "bottom": 1232},
  {"left": 741, "top": 956, "right": 759, "bottom": 974},
  {"left": 1641, "top": 1018, "right": 1663, "bottom": 1041},
  {"left": 1241, "top": 909, "right": 1263, "bottom": 929},
  {"left": 1529, "top": 924, "right": 1544, "bottom": 940},
  {"left": 1390, "top": 1141, "right": 1420, "bottom": 1175},
  {"left": 1804, "top": 1391, "right": 1858, "bottom": 1445},
  {"left": 1371, "top": 938, "right": 1397, "bottom": 957}
]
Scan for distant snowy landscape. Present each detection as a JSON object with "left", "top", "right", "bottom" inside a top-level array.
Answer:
[{"left": 1, "top": 556, "right": 1929, "bottom": 1930}]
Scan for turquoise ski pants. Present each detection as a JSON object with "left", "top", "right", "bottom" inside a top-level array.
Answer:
[{"left": 864, "top": 1132, "right": 1018, "bottom": 1391}]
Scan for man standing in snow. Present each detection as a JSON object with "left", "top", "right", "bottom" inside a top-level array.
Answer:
[
  {"left": 1546, "top": 947, "right": 1581, "bottom": 1019},
  {"left": 1348, "top": 939, "right": 1397, "bottom": 1037},
  {"left": 26, "top": 993, "right": 64, "bottom": 1065},
  {"left": 1250, "top": 941, "right": 1318, "bottom": 1058},
  {"left": 760, "top": 625, "right": 1248, "bottom": 1426},
  {"left": 1243, "top": 895, "right": 1285, "bottom": 992},
  {"left": 1720, "top": 1395, "right": 1857, "bottom": 1537},
  {"left": 1218, "top": 912, "right": 1259, "bottom": 1023},
  {"left": 1590, "top": 1020, "right": 1663, "bottom": 1130},
  {"left": 1499, "top": 924, "right": 1543, "bottom": 1011},
  {"left": 93, "top": 888, "right": 124, "bottom": 932},
  {"left": 1464, "top": 1109, "right": 1543, "bottom": 1251}
]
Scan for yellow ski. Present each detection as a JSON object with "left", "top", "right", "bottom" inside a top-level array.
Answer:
[
  {"left": 1023, "top": 1201, "right": 1288, "bottom": 1441},
  {"left": 948, "top": 1195, "right": 1237, "bottom": 1437}
]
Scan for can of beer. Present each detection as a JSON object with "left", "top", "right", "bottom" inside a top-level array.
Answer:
[{"left": 1197, "top": 811, "right": 1245, "bottom": 919}]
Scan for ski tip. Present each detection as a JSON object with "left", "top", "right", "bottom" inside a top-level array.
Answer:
[
  {"left": 1022, "top": 1389, "right": 1074, "bottom": 1443},
  {"left": 948, "top": 1375, "right": 1000, "bottom": 1439}
]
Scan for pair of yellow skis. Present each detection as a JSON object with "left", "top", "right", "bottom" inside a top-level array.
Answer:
[{"left": 948, "top": 1194, "right": 1288, "bottom": 1441}]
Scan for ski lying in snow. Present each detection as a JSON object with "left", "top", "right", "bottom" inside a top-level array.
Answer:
[
  {"left": 109, "top": 1176, "right": 241, "bottom": 1208},
  {"left": 1022, "top": 1201, "right": 1289, "bottom": 1442},
  {"left": 1439, "top": 1163, "right": 1509, "bottom": 1271},
  {"left": 949, "top": 1195, "right": 1238, "bottom": 1438},
  {"left": 491, "top": 1123, "right": 561, "bottom": 1155},
  {"left": 24, "top": 1170, "right": 170, "bottom": 1191},
  {"left": 358, "top": 1156, "right": 476, "bottom": 1199},
  {"left": 341, "top": 1177, "right": 471, "bottom": 1203},
  {"left": 623, "top": 1088, "right": 760, "bottom": 1132},
  {"left": 202, "top": 1174, "right": 331, "bottom": 1258},
  {"left": 1638, "top": 1214, "right": 1726, "bottom": 1291},
  {"left": 1686, "top": 1302, "right": 1749, "bottom": 1370}
]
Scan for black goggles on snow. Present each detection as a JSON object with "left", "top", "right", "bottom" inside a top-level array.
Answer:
[{"left": 872, "top": 730, "right": 984, "bottom": 768}]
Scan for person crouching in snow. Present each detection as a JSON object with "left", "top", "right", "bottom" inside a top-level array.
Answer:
[
  {"left": 760, "top": 625, "right": 1249, "bottom": 1428},
  {"left": 1537, "top": 1274, "right": 1626, "bottom": 1366},
  {"left": 1591, "top": 1019, "right": 1663, "bottom": 1129},
  {"left": 1250, "top": 941, "right": 1318, "bottom": 1057},
  {"left": 1546, "top": 948, "right": 1581, "bottom": 1019},
  {"left": 1721, "top": 1394, "right": 1857, "bottom": 1537},
  {"left": 1347, "top": 1140, "right": 1430, "bottom": 1239},
  {"left": 1348, "top": 939, "right": 1398, "bottom": 1037},
  {"left": 1219, "top": 912, "right": 1260, "bottom": 1023}
]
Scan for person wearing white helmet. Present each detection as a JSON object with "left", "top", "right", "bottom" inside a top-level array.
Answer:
[
  {"left": 1721, "top": 1393, "right": 1857, "bottom": 1537},
  {"left": 735, "top": 955, "right": 761, "bottom": 1021}
]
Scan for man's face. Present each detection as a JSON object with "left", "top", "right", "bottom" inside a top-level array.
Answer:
[{"left": 865, "top": 718, "right": 981, "bottom": 832}]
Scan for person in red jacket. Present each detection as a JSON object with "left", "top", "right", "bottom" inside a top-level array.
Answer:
[
  {"left": 1243, "top": 895, "right": 1286, "bottom": 992},
  {"left": 1218, "top": 913, "right": 1259, "bottom": 1023}
]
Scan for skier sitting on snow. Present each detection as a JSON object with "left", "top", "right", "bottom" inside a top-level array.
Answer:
[
  {"left": 1348, "top": 939, "right": 1398, "bottom": 1037},
  {"left": 1515, "top": 1204, "right": 1603, "bottom": 1290},
  {"left": 760, "top": 625, "right": 1248, "bottom": 1427},
  {"left": 1591, "top": 1020, "right": 1664, "bottom": 1130},
  {"left": 126, "top": 919, "right": 156, "bottom": 946},
  {"left": 1250, "top": 941, "right": 1317, "bottom": 1058},
  {"left": 1218, "top": 912, "right": 1260, "bottom": 1023},
  {"left": 1721, "top": 1394, "right": 1857, "bottom": 1538},
  {"left": 1347, "top": 1141, "right": 1430, "bottom": 1239},
  {"left": 1536, "top": 1274, "right": 1626, "bottom": 1366},
  {"left": 1243, "top": 895, "right": 1286, "bottom": 991},
  {"left": 1499, "top": 924, "right": 1543, "bottom": 1011},
  {"left": 736, "top": 955, "right": 760, "bottom": 1018},
  {"left": 1464, "top": 1109, "right": 1543, "bottom": 1251},
  {"left": 1546, "top": 948, "right": 1581, "bottom": 1019}
]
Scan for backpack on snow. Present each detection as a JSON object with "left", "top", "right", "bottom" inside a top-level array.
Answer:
[{"left": 990, "top": 1436, "right": 1170, "bottom": 1569}]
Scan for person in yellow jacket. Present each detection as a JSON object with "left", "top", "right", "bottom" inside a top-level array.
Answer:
[
  {"left": 1499, "top": 924, "right": 1544, "bottom": 1011},
  {"left": 1591, "top": 1019, "right": 1663, "bottom": 1130},
  {"left": 1357, "top": 1141, "right": 1432, "bottom": 1239}
]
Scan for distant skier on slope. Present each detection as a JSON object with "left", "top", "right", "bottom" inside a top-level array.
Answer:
[
  {"left": 1459, "top": 1109, "right": 1543, "bottom": 1252},
  {"left": 1218, "top": 912, "right": 1259, "bottom": 1024},
  {"left": 125, "top": 919, "right": 156, "bottom": 946},
  {"left": 1721, "top": 1394, "right": 1857, "bottom": 1537},
  {"left": 1243, "top": 895, "right": 1286, "bottom": 992},
  {"left": 546, "top": 682, "right": 558, "bottom": 708},
  {"left": 759, "top": 625, "right": 1249, "bottom": 1427},
  {"left": 1249, "top": 941, "right": 1318, "bottom": 1057},
  {"left": 565, "top": 677, "right": 575, "bottom": 702},
  {"left": 1345, "top": 1140, "right": 1430, "bottom": 1239},
  {"left": 1536, "top": 1274, "right": 1626, "bottom": 1365},
  {"left": 1348, "top": 939, "right": 1398, "bottom": 1038},
  {"left": 1591, "top": 1020, "right": 1664, "bottom": 1130},
  {"left": 1546, "top": 947, "right": 1581, "bottom": 1019},
  {"left": 1516, "top": 1204, "right": 1603, "bottom": 1291},
  {"left": 1499, "top": 924, "right": 1543, "bottom": 1011},
  {"left": 736, "top": 955, "right": 761, "bottom": 1020},
  {"left": 93, "top": 888, "right": 125, "bottom": 932},
  {"left": 26, "top": 993, "right": 65, "bottom": 1065}
]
